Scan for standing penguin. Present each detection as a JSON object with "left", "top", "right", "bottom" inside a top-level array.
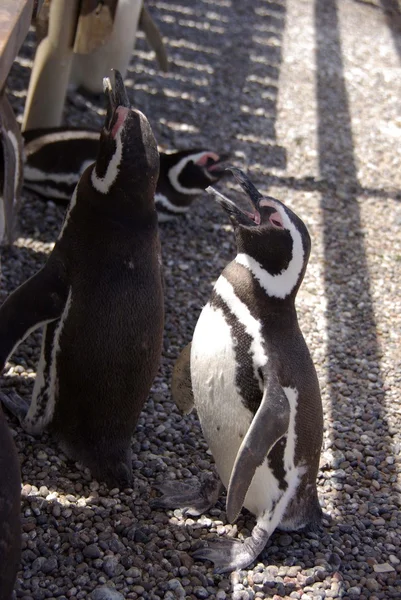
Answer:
[
  {"left": 153, "top": 168, "right": 323, "bottom": 572},
  {"left": 22, "top": 126, "right": 228, "bottom": 220},
  {"left": 0, "top": 70, "right": 164, "bottom": 488},
  {"left": 0, "top": 405, "right": 21, "bottom": 600}
]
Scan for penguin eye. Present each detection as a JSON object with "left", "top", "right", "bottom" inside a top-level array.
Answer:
[{"left": 268, "top": 211, "right": 284, "bottom": 229}]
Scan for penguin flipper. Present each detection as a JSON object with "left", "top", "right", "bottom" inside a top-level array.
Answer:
[
  {"left": 171, "top": 342, "right": 194, "bottom": 414},
  {"left": 0, "top": 259, "right": 69, "bottom": 369},
  {"left": 0, "top": 390, "right": 30, "bottom": 423},
  {"left": 226, "top": 377, "right": 290, "bottom": 524}
]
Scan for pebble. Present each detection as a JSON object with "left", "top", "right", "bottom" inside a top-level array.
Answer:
[
  {"left": 278, "top": 534, "right": 293, "bottom": 547},
  {"left": 90, "top": 587, "right": 125, "bottom": 600},
  {"left": 373, "top": 563, "right": 395, "bottom": 573}
]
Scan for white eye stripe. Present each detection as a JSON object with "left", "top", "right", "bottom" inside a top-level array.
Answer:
[
  {"left": 235, "top": 209, "right": 304, "bottom": 299},
  {"left": 168, "top": 151, "right": 215, "bottom": 195},
  {"left": 91, "top": 128, "right": 123, "bottom": 194}
]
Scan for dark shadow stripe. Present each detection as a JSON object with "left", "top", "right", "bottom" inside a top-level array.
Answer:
[{"left": 315, "top": 0, "right": 388, "bottom": 464}]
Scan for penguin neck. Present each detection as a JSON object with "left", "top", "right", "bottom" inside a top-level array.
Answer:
[
  {"left": 80, "top": 168, "right": 158, "bottom": 228},
  {"left": 218, "top": 259, "right": 299, "bottom": 325}
]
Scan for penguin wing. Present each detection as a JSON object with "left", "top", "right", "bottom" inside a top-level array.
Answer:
[
  {"left": 226, "top": 375, "right": 290, "bottom": 523},
  {"left": 171, "top": 342, "right": 194, "bottom": 414},
  {"left": 0, "top": 259, "right": 69, "bottom": 369}
]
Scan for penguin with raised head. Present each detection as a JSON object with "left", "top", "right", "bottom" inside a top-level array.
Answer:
[
  {"left": 153, "top": 168, "right": 323, "bottom": 572},
  {"left": 23, "top": 127, "right": 228, "bottom": 220},
  {"left": 0, "top": 405, "right": 21, "bottom": 600},
  {"left": 0, "top": 70, "right": 164, "bottom": 488}
]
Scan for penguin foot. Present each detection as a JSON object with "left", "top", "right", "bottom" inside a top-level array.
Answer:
[
  {"left": 0, "top": 391, "right": 30, "bottom": 423},
  {"left": 192, "top": 525, "right": 269, "bottom": 574},
  {"left": 151, "top": 474, "right": 222, "bottom": 516}
]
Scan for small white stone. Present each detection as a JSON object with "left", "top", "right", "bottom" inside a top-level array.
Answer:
[{"left": 373, "top": 563, "right": 395, "bottom": 573}]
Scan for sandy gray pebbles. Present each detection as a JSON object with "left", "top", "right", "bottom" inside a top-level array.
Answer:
[{"left": 1, "top": 0, "right": 401, "bottom": 599}]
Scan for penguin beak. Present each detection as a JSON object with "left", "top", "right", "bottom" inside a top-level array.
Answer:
[
  {"left": 103, "top": 69, "right": 131, "bottom": 134},
  {"left": 204, "top": 153, "right": 231, "bottom": 178},
  {"left": 206, "top": 166, "right": 262, "bottom": 226}
]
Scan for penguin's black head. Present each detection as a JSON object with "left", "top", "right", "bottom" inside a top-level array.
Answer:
[
  {"left": 207, "top": 168, "right": 311, "bottom": 299},
  {"left": 163, "top": 149, "right": 229, "bottom": 196},
  {"left": 91, "top": 70, "right": 159, "bottom": 210}
]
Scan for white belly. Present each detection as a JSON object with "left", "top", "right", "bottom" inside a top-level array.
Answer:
[{"left": 191, "top": 303, "right": 283, "bottom": 517}]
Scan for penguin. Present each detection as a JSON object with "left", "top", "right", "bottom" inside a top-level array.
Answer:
[
  {"left": 0, "top": 70, "right": 164, "bottom": 488},
  {"left": 152, "top": 168, "right": 323, "bottom": 573},
  {"left": 0, "top": 90, "right": 24, "bottom": 245},
  {"left": 35, "top": 1, "right": 169, "bottom": 95},
  {"left": 23, "top": 127, "right": 228, "bottom": 220},
  {"left": 0, "top": 405, "right": 21, "bottom": 600}
]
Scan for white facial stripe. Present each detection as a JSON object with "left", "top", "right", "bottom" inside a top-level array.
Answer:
[
  {"left": 214, "top": 275, "right": 267, "bottom": 386},
  {"left": 25, "top": 130, "right": 99, "bottom": 156},
  {"left": 91, "top": 127, "right": 123, "bottom": 194},
  {"left": 168, "top": 151, "right": 212, "bottom": 195},
  {"left": 6, "top": 130, "right": 20, "bottom": 196},
  {"left": 155, "top": 193, "right": 190, "bottom": 215},
  {"left": 235, "top": 208, "right": 304, "bottom": 299}
]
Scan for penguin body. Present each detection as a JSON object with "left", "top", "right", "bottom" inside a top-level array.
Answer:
[
  {"left": 23, "top": 127, "right": 227, "bottom": 219},
  {"left": 156, "top": 169, "right": 323, "bottom": 572},
  {"left": 0, "top": 71, "right": 164, "bottom": 488},
  {"left": 0, "top": 405, "right": 21, "bottom": 600}
]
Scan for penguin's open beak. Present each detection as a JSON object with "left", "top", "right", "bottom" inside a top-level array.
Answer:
[
  {"left": 206, "top": 167, "right": 262, "bottom": 226},
  {"left": 103, "top": 69, "right": 131, "bottom": 135},
  {"left": 204, "top": 153, "right": 231, "bottom": 178}
]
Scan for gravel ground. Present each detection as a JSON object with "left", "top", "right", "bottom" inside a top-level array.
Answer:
[{"left": 2, "top": 0, "right": 401, "bottom": 599}]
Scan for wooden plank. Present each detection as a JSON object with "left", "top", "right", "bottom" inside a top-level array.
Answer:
[{"left": 0, "top": 0, "right": 34, "bottom": 91}]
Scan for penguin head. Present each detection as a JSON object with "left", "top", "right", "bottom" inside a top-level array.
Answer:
[
  {"left": 162, "top": 149, "right": 229, "bottom": 197},
  {"left": 90, "top": 70, "right": 159, "bottom": 209},
  {"left": 207, "top": 168, "right": 311, "bottom": 299}
]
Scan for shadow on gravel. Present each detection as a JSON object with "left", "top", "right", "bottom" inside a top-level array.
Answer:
[
  {"left": 129, "top": 0, "right": 287, "bottom": 170},
  {"left": 315, "top": 0, "right": 396, "bottom": 573}
]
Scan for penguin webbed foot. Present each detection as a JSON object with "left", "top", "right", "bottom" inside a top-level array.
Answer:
[
  {"left": 151, "top": 473, "right": 222, "bottom": 516},
  {"left": 0, "top": 390, "right": 30, "bottom": 423},
  {"left": 192, "top": 524, "right": 269, "bottom": 574}
]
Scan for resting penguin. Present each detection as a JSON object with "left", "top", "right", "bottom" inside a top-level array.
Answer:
[
  {"left": 152, "top": 168, "right": 323, "bottom": 572},
  {"left": 0, "top": 405, "right": 21, "bottom": 600},
  {"left": 0, "top": 70, "right": 164, "bottom": 488},
  {"left": 23, "top": 127, "right": 228, "bottom": 221}
]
